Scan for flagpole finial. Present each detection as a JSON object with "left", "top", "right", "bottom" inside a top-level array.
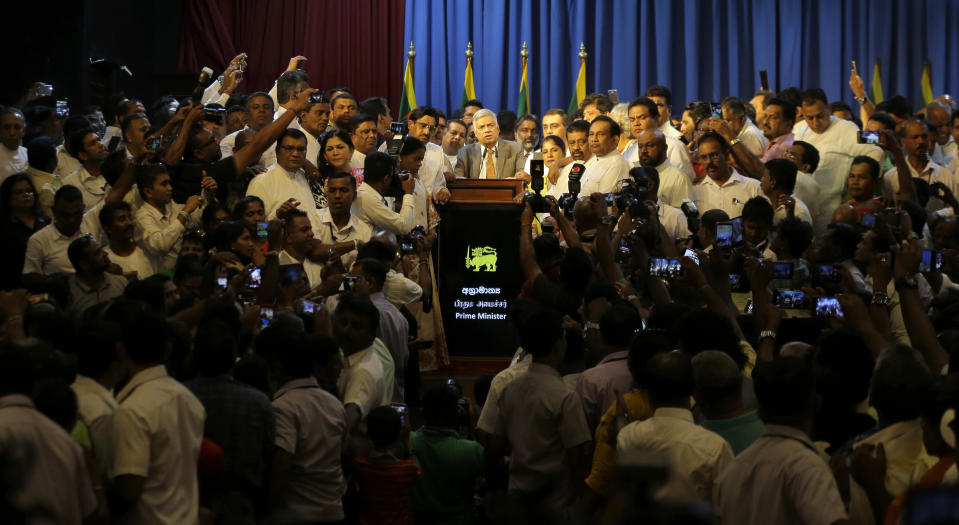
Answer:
[
  {"left": 578, "top": 42, "right": 587, "bottom": 61},
  {"left": 466, "top": 42, "right": 474, "bottom": 59},
  {"left": 521, "top": 41, "right": 529, "bottom": 59},
  {"left": 408, "top": 41, "right": 416, "bottom": 59}
]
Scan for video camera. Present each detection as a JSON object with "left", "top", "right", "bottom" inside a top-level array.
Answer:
[
  {"left": 681, "top": 201, "right": 700, "bottom": 235},
  {"left": 557, "top": 162, "right": 586, "bottom": 218},
  {"left": 399, "top": 225, "right": 427, "bottom": 255},
  {"left": 523, "top": 152, "right": 551, "bottom": 213},
  {"left": 203, "top": 104, "right": 227, "bottom": 125},
  {"left": 384, "top": 121, "right": 412, "bottom": 198}
]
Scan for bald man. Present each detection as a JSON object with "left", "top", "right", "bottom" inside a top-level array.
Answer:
[
  {"left": 691, "top": 351, "right": 763, "bottom": 455},
  {"left": 633, "top": 130, "right": 692, "bottom": 208}
]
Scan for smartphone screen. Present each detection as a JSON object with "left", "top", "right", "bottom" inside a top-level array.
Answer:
[
  {"left": 773, "top": 289, "right": 806, "bottom": 309},
  {"left": 716, "top": 223, "right": 733, "bottom": 252},
  {"left": 649, "top": 257, "right": 684, "bottom": 278},
  {"left": 299, "top": 300, "right": 315, "bottom": 314},
  {"left": 391, "top": 402, "right": 407, "bottom": 423},
  {"left": 814, "top": 264, "right": 840, "bottom": 283},
  {"left": 772, "top": 262, "right": 794, "bottom": 279},
  {"left": 859, "top": 130, "right": 880, "bottom": 144},
  {"left": 216, "top": 276, "right": 229, "bottom": 290},
  {"left": 814, "top": 297, "right": 844, "bottom": 317},
  {"left": 256, "top": 222, "right": 269, "bottom": 238},
  {"left": 683, "top": 248, "right": 700, "bottom": 265},
  {"left": 247, "top": 267, "right": 262, "bottom": 289},
  {"left": 259, "top": 306, "right": 274, "bottom": 328},
  {"left": 861, "top": 213, "right": 877, "bottom": 228},
  {"left": 920, "top": 250, "right": 942, "bottom": 272}
]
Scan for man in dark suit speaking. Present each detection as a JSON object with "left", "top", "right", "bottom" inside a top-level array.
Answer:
[{"left": 452, "top": 109, "right": 529, "bottom": 181}]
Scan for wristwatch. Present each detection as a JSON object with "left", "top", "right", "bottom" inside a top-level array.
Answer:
[
  {"left": 871, "top": 292, "right": 891, "bottom": 307},
  {"left": 855, "top": 96, "right": 867, "bottom": 105},
  {"left": 895, "top": 274, "right": 919, "bottom": 289},
  {"left": 585, "top": 321, "right": 600, "bottom": 332},
  {"left": 759, "top": 330, "right": 777, "bottom": 342}
]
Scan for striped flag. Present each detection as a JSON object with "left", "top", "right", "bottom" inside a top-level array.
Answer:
[
  {"left": 517, "top": 42, "right": 530, "bottom": 115},
  {"left": 920, "top": 59, "right": 934, "bottom": 107},
  {"left": 567, "top": 43, "right": 587, "bottom": 115},
  {"left": 398, "top": 42, "right": 417, "bottom": 119},
  {"left": 460, "top": 42, "right": 477, "bottom": 108},
  {"left": 871, "top": 59, "right": 884, "bottom": 104}
]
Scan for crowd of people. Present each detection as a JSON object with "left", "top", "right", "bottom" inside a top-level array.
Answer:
[{"left": 1, "top": 49, "right": 959, "bottom": 524}]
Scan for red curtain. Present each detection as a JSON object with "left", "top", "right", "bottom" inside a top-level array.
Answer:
[{"left": 178, "top": 0, "right": 406, "bottom": 113}]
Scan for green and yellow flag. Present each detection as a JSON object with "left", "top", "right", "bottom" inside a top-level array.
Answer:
[
  {"left": 517, "top": 42, "right": 530, "bottom": 115},
  {"left": 567, "top": 42, "right": 587, "bottom": 115},
  {"left": 920, "top": 59, "right": 934, "bottom": 107},
  {"left": 398, "top": 42, "right": 417, "bottom": 119},
  {"left": 871, "top": 59, "right": 884, "bottom": 104},
  {"left": 460, "top": 42, "right": 477, "bottom": 108}
]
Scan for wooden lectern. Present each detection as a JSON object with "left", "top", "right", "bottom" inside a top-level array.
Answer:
[{"left": 437, "top": 179, "right": 526, "bottom": 371}]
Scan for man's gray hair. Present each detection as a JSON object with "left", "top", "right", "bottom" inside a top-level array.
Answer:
[
  {"left": 472, "top": 108, "right": 497, "bottom": 125},
  {"left": 691, "top": 350, "right": 742, "bottom": 393}
]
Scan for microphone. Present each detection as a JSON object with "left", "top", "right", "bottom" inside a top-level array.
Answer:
[
  {"left": 190, "top": 67, "right": 215, "bottom": 103},
  {"left": 568, "top": 162, "right": 585, "bottom": 195}
]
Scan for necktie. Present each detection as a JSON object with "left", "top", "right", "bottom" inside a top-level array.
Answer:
[{"left": 485, "top": 147, "right": 496, "bottom": 180}]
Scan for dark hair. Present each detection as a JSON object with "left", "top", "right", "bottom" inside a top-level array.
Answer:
[
  {"left": 422, "top": 384, "right": 459, "bottom": 428},
  {"left": 828, "top": 222, "right": 863, "bottom": 260},
  {"left": 870, "top": 345, "right": 932, "bottom": 423},
  {"left": 355, "top": 257, "right": 388, "bottom": 289},
  {"left": 347, "top": 113, "right": 377, "bottom": 134},
  {"left": 543, "top": 108, "right": 570, "bottom": 126},
  {"left": 67, "top": 234, "right": 96, "bottom": 271},
  {"left": 497, "top": 110, "right": 517, "bottom": 134},
  {"left": 599, "top": 302, "right": 642, "bottom": 347},
  {"left": 627, "top": 97, "right": 659, "bottom": 120},
  {"left": 359, "top": 97, "right": 389, "bottom": 119},
  {"left": 582, "top": 93, "right": 614, "bottom": 114},
  {"left": 118, "top": 303, "right": 168, "bottom": 364},
  {"left": 73, "top": 320, "right": 121, "bottom": 378},
  {"left": 363, "top": 151, "right": 394, "bottom": 183},
  {"left": 677, "top": 309, "right": 745, "bottom": 367},
  {"left": 516, "top": 113, "right": 540, "bottom": 130},
  {"left": 276, "top": 70, "right": 311, "bottom": 104},
  {"left": 800, "top": 88, "right": 828, "bottom": 106},
  {"left": 173, "top": 253, "right": 205, "bottom": 284},
  {"left": 630, "top": 165, "right": 659, "bottom": 189},
  {"left": 246, "top": 91, "right": 274, "bottom": 111},
  {"left": 67, "top": 128, "right": 95, "bottom": 161},
  {"left": 742, "top": 196, "right": 774, "bottom": 227},
  {"left": 463, "top": 99, "right": 484, "bottom": 109},
  {"left": 201, "top": 201, "right": 230, "bottom": 232},
  {"left": 684, "top": 101, "right": 713, "bottom": 129},
  {"left": 356, "top": 240, "right": 395, "bottom": 263},
  {"left": 232, "top": 196, "right": 265, "bottom": 221},
  {"left": 776, "top": 216, "right": 813, "bottom": 258},
  {"left": 566, "top": 119, "right": 590, "bottom": 135},
  {"left": 0, "top": 173, "right": 42, "bottom": 220},
  {"left": 194, "top": 320, "right": 237, "bottom": 376},
  {"left": 399, "top": 136, "right": 426, "bottom": 159},
  {"left": 816, "top": 330, "right": 875, "bottom": 408},
  {"left": 766, "top": 158, "right": 798, "bottom": 194},
  {"left": 269, "top": 329, "right": 314, "bottom": 379},
  {"left": 53, "top": 184, "right": 84, "bottom": 209},
  {"left": 518, "top": 306, "right": 564, "bottom": 359},
  {"left": 124, "top": 275, "right": 171, "bottom": 315},
  {"left": 330, "top": 92, "right": 357, "bottom": 107},
  {"left": 409, "top": 106, "right": 440, "bottom": 123},
  {"left": 318, "top": 128, "right": 354, "bottom": 175},
  {"left": 851, "top": 155, "right": 880, "bottom": 181},
  {"left": 326, "top": 171, "right": 357, "bottom": 190},
  {"left": 792, "top": 140, "right": 820, "bottom": 172},
  {"left": 120, "top": 113, "right": 148, "bottom": 141},
  {"left": 541, "top": 134, "right": 566, "bottom": 153},
  {"left": 98, "top": 200, "right": 132, "bottom": 230},
  {"left": 210, "top": 220, "right": 248, "bottom": 253},
  {"left": 367, "top": 405, "right": 401, "bottom": 449},
  {"left": 721, "top": 97, "right": 747, "bottom": 116},
  {"left": 628, "top": 329, "right": 673, "bottom": 388},
  {"left": 136, "top": 163, "right": 169, "bottom": 200},
  {"left": 830, "top": 101, "right": 854, "bottom": 115},
  {"left": 754, "top": 357, "right": 816, "bottom": 424},
  {"left": 645, "top": 352, "right": 694, "bottom": 406},
  {"left": 26, "top": 136, "right": 57, "bottom": 172},
  {"left": 868, "top": 112, "right": 897, "bottom": 131},
  {"left": 696, "top": 131, "right": 731, "bottom": 153},
  {"left": 448, "top": 118, "right": 467, "bottom": 132},
  {"left": 765, "top": 97, "right": 797, "bottom": 122},
  {"left": 591, "top": 115, "right": 622, "bottom": 137},
  {"left": 644, "top": 85, "right": 673, "bottom": 106},
  {"left": 101, "top": 149, "right": 129, "bottom": 187},
  {"left": 333, "top": 292, "right": 380, "bottom": 332},
  {"left": 876, "top": 95, "right": 911, "bottom": 119}
]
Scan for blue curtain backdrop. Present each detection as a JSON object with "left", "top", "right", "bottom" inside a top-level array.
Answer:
[{"left": 403, "top": 0, "right": 959, "bottom": 117}]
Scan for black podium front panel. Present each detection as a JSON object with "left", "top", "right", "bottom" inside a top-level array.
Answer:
[{"left": 438, "top": 203, "right": 524, "bottom": 357}]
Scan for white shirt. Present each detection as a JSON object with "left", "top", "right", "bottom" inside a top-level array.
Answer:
[
  {"left": 383, "top": 270, "right": 423, "bottom": 306},
  {"left": 617, "top": 407, "right": 733, "bottom": 504},
  {"left": 62, "top": 166, "right": 110, "bottom": 210},
  {"left": 350, "top": 149, "right": 367, "bottom": 171},
  {"left": 771, "top": 194, "right": 814, "bottom": 226},
  {"left": 72, "top": 374, "right": 119, "bottom": 476},
  {"left": 272, "top": 377, "right": 347, "bottom": 522},
  {"left": 793, "top": 171, "right": 821, "bottom": 231},
  {"left": 279, "top": 250, "right": 325, "bottom": 289},
  {"left": 622, "top": 137, "right": 696, "bottom": 183},
  {"left": 580, "top": 149, "right": 632, "bottom": 194},
  {"left": 23, "top": 222, "right": 88, "bottom": 275},
  {"left": 54, "top": 144, "right": 82, "bottom": 179},
  {"left": 882, "top": 159, "right": 956, "bottom": 212},
  {"left": 305, "top": 129, "right": 321, "bottom": 168},
  {"left": 0, "top": 394, "right": 97, "bottom": 523},
  {"left": 370, "top": 291, "right": 409, "bottom": 402},
  {"left": 651, "top": 160, "right": 694, "bottom": 208},
  {"left": 659, "top": 121, "right": 682, "bottom": 140},
  {"left": 420, "top": 142, "right": 452, "bottom": 199},
  {"left": 445, "top": 152, "right": 459, "bottom": 167},
  {"left": 134, "top": 201, "right": 201, "bottom": 272},
  {"left": 246, "top": 163, "right": 318, "bottom": 219},
  {"left": 547, "top": 161, "right": 575, "bottom": 198},
  {"left": 0, "top": 144, "right": 28, "bottom": 181},
  {"left": 313, "top": 207, "right": 373, "bottom": 269},
  {"left": 113, "top": 365, "right": 205, "bottom": 525},
  {"left": 352, "top": 182, "right": 416, "bottom": 235},
  {"left": 221, "top": 127, "right": 276, "bottom": 169},
  {"left": 932, "top": 138, "right": 959, "bottom": 177},
  {"left": 336, "top": 345, "right": 388, "bottom": 418},
  {"left": 659, "top": 201, "right": 693, "bottom": 240},
  {"left": 793, "top": 117, "right": 883, "bottom": 228},
  {"left": 737, "top": 121, "right": 768, "bottom": 157},
  {"left": 476, "top": 350, "right": 531, "bottom": 434},
  {"left": 101, "top": 125, "right": 122, "bottom": 147},
  {"left": 105, "top": 245, "right": 157, "bottom": 279},
  {"left": 692, "top": 170, "right": 763, "bottom": 218}
]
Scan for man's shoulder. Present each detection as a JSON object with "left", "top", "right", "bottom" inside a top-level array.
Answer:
[{"left": 498, "top": 138, "right": 523, "bottom": 155}]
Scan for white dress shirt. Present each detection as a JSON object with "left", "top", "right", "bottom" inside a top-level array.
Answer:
[
  {"left": 62, "top": 166, "right": 110, "bottom": 210},
  {"left": 23, "top": 222, "right": 88, "bottom": 275},
  {"left": 581, "top": 150, "right": 632, "bottom": 194},
  {"left": 246, "top": 163, "right": 318, "bottom": 219},
  {"left": 0, "top": 394, "right": 97, "bottom": 523},
  {"left": 793, "top": 117, "right": 883, "bottom": 228},
  {"left": 476, "top": 350, "right": 531, "bottom": 434},
  {"left": 547, "top": 162, "right": 575, "bottom": 198},
  {"left": 659, "top": 121, "right": 682, "bottom": 140},
  {"left": 651, "top": 160, "right": 694, "bottom": 208},
  {"left": 622, "top": 137, "right": 696, "bottom": 183},
  {"left": 350, "top": 149, "right": 366, "bottom": 171},
  {"left": 692, "top": 170, "right": 763, "bottom": 218},
  {"left": 771, "top": 194, "right": 814, "bottom": 226},
  {"left": 419, "top": 142, "right": 452, "bottom": 199},
  {"left": 932, "top": 138, "right": 959, "bottom": 177},
  {"left": 112, "top": 365, "right": 205, "bottom": 525},
  {"left": 272, "top": 376, "right": 347, "bottom": 523},
  {"left": 336, "top": 345, "right": 389, "bottom": 419},
  {"left": 100, "top": 125, "right": 122, "bottom": 147},
  {"left": 793, "top": 171, "right": 821, "bottom": 231},
  {"left": 370, "top": 291, "right": 409, "bottom": 402},
  {"left": 305, "top": 129, "right": 321, "bottom": 167},
  {"left": 882, "top": 159, "right": 956, "bottom": 212},
  {"left": 445, "top": 152, "right": 459, "bottom": 167},
  {"left": 279, "top": 250, "right": 325, "bottom": 289},
  {"left": 134, "top": 201, "right": 202, "bottom": 272},
  {"left": 352, "top": 182, "right": 415, "bottom": 235},
  {"left": 313, "top": 207, "right": 373, "bottom": 269},
  {"left": 659, "top": 201, "right": 693, "bottom": 240},
  {"left": 617, "top": 407, "right": 733, "bottom": 504},
  {"left": 221, "top": 127, "right": 276, "bottom": 169},
  {"left": 105, "top": 245, "right": 156, "bottom": 279},
  {"left": 383, "top": 270, "right": 423, "bottom": 306},
  {"left": 0, "top": 144, "right": 28, "bottom": 181},
  {"left": 72, "top": 374, "right": 119, "bottom": 476},
  {"left": 737, "top": 121, "right": 768, "bottom": 157}
]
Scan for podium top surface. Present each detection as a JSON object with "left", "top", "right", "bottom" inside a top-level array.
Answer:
[{"left": 448, "top": 179, "right": 524, "bottom": 204}]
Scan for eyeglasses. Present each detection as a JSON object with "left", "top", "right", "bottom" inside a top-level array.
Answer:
[
  {"left": 415, "top": 122, "right": 437, "bottom": 132},
  {"left": 280, "top": 145, "right": 307, "bottom": 153}
]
